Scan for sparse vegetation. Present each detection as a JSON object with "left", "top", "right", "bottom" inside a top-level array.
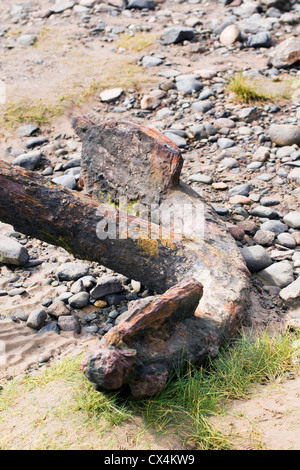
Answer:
[
  {"left": 227, "top": 71, "right": 270, "bottom": 103},
  {"left": 0, "top": 100, "right": 64, "bottom": 129},
  {"left": 117, "top": 32, "right": 157, "bottom": 52},
  {"left": 0, "top": 330, "right": 299, "bottom": 450}
]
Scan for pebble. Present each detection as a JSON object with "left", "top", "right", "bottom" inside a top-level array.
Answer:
[
  {"left": 277, "top": 232, "right": 296, "bottom": 248},
  {"left": 0, "top": 235, "right": 29, "bottom": 266},
  {"left": 283, "top": 212, "right": 300, "bottom": 229},
  {"left": 279, "top": 276, "right": 300, "bottom": 310},
  {"left": 26, "top": 309, "right": 47, "bottom": 330},
  {"left": 68, "top": 292, "right": 90, "bottom": 309},
  {"left": 260, "top": 220, "right": 288, "bottom": 236},
  {"left": 12, "top": 151, "right": 42, "bottom": 171},
  {"left": 257, "top": 260, "right": 294, "bottom": 288},
  {"left": 240, "top": 245, "right": 272, "bottom": 273},
  {"left": 268, "top": 124, "right": 300, "bottom": 147},
  {"left": 100, "top": 88, "right": 123, "bottom": 103},
  {"left": 58, "top": 315, "right": 81, "bottom": 334},
  {"left": 217, "top": 138, "right": 235, "bottom": 149},
  {"left": 253, "top": 229, "right": 276, "bottom": 246},
  {"left": 56, "top": 262, "right": 90, "bottom": 281},
  {"left": 162, "top": 27, "right": 195, "bottom": 45}
]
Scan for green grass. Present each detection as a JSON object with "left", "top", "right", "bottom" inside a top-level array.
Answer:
[
  {"left": 227, "top": 71, "right": 269, "bottom": 103},
  {"left": 0, "top": 100, "right": 64, "bottom": 129},
  {"left": 0, "top": 330, "right": 299, "bottom": 450}
]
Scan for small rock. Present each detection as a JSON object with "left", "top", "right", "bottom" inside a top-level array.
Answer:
[
  {"left": 142, "top": 56, "right": 163, "bottom": 68},
  {"left": 260, "top": 220, "right": 288, "bottom": 236},
  {"left": 257, "top": 260, "right": 294, "bottom": 288},
  {"left": 277, "top": 232, "right": 296, "bottom": 248},
  {"left": 47, "top": 300, "right": 70, "bottom": 318},
  {"left": 52, "top": 174, "right": 77, "bottom": 189},
  {"left": 100, "top": 88, "right": 124, "bottom": 103},
  {"left": 90, "top": 276, "right": 123, "bottom": 299},
  {"left": 240, "top": 245, "right": 273, "bottom": 272},
  {"left": 58, "top": 315, "right": 81, "bottom": 334},
  {"left": 247, "top": 32, "right": 272, "bottom": 48},
  {"left": 217, "top": 138, "right": 235, "bottom": 149},
  {"left": 219, "top": 24, "right": 241, "bottom": 46},
  {"left": 253, "top": 229, "right": 276, "bottom": 246},
  {"left": 283, "top": 212, "right": 300, "bottom": 229},
  {"left": 0, "top": 235, "right": 29, "bottom": 266},
  {"left": 12, "top": 150, "right": 42, "bottom": 171},
  {"left": 18, "top": 34, "right": 37, "bottom": 46},
  {"left": 268, "top": 124, "right": 300, "bottom": 147},
  {"left": 57, "top": 262, "right": 89, "bottom": 281},
  {"left": 280, "top": 276, "right": 300, "bottom": 310},
  {"left": 162, "top": 27, "right": 195, "bottom": 45},
  {"left": 38, "top": 322, "right": 60, "bottom": 335},
  {"left": 26, "top": 309, "right": 47, "bottom": 330},
  {"left": 68, "top": 292, "right": 90, "bottom": 309}
]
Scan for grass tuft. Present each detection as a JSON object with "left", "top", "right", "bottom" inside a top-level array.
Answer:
[{"left": 227, "top": 71, "right": 269, "bottom": 103}]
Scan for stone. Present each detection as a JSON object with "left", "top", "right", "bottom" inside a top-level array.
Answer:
[
  {"left": 162, "top": 27, "right": 195, "bottom": 45},
  {"left": 189, "top": 123, "right": 218, "bottom": 139},
  {"left": 277, "top": 232, "right": 296, "bottom": 249},
  {"left": 283, "top": 212, "right": 300, "bottom": 229},
  {"left": 253, "top": 229, "right": 275, "bottom": 246},
  {"left": 229, "top": 195, "right": 251, "bottom": 205},
  {"left": 227, "top": 224, "right": 245, "bottom": 241},
  {"left": 219, "top": 24, "right": 241, "bottom": 46},
  {"left": 38, "top": 322, "right": 60, "bottom": 335},
  {"left": 236, "top": 107, "right": 258, "bottom": 123},
  {"left": 253, "top": 147, "right": 270, "bottom": 162},
  {"left": 140, "top": 95, "right": 161, "bottom": 110},
  {"left": 260, "top": 220, "right": 288, "bottom": 236},
  {"left": 50, "top": 1, "right": 75, "bottom": 13},
  {"left": 68, "top": 292, "right": 90, "bottom": 309},
  {"left": 191, "top": 99, "right": 213, "bottom": 112},
  {"left": 26, "top": 309, "right": 47, "bottom": 330},
  {"left": 163, "top": 132, "right": 186, "bottom": 149},
  {"left": 52, "top": 174, "right": 77, "bottom": 189},
  {"left": 249, "top": 206, "right": 279, "bottom": 219},
  {"left": 12, "top": 150, "right": 42, "bottom": 171},
  {"left": 57, "top": 262, "right": 90, "bottom": 281},
  {"left": 18, "top": 34, "right": 37, "bottom": 46},
  {"left": 176, "top": 77, "right": 203, "bottom": 94},
  {"left": 25, "top": 137, "right": 48, "bottom": 149},
  {"left": 47, "top": 300, "right": 70, "bottom": 318},
  {"left": 217, "top": 138, "right": 235, "bottom": 149},
  {"left": 58, "top": 315, "right": 81, "bottom": 334},
  {"left": 228, "top": 184, "right": 252, "bottom": 197},
  {"left": 288, "top": 168, "right": 300, "bottom": 185},
  {"left": 258, "top": 0, "right": 291, "bottom": 9},
  {"left": 17, "top": 124, "right": 39, "bottom": 137},
  {"left": 90, "top": 276, "right": 123, "bottom": 300},
  {"left": 0, "top": 235, "right": 29, "bottom": 266},
  {"left": 142, "top": 56, "right": 163, "bottom": 68},
  {"left": 280, "top": 276, "right": 300, "bottom": 310},
  {"left": 240, "top": 245, "right": 272, "bottom": 272},
  {"left": 247, "top": 32, "right": 272, "bottom": 48},
  {"left": 188, "top": 173, "right": 213, "bottom": 184},
  {"left": 131, "top": 280, "right": 141, "bottom": 293},
  {"left": 268, "top": 124, "right": 300, "bottom": 147},
  {"left": 268, "top": 37, "right": 300, "bottom": 68},
  {"left": 257, "top": 260, "right": 294, "bottom": 288},
  {"left": 127, "top": 0, "right": 155, "bottom": 9},
  {"left": 100, "top": 88, "right": 124, "bottom": 103}
]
